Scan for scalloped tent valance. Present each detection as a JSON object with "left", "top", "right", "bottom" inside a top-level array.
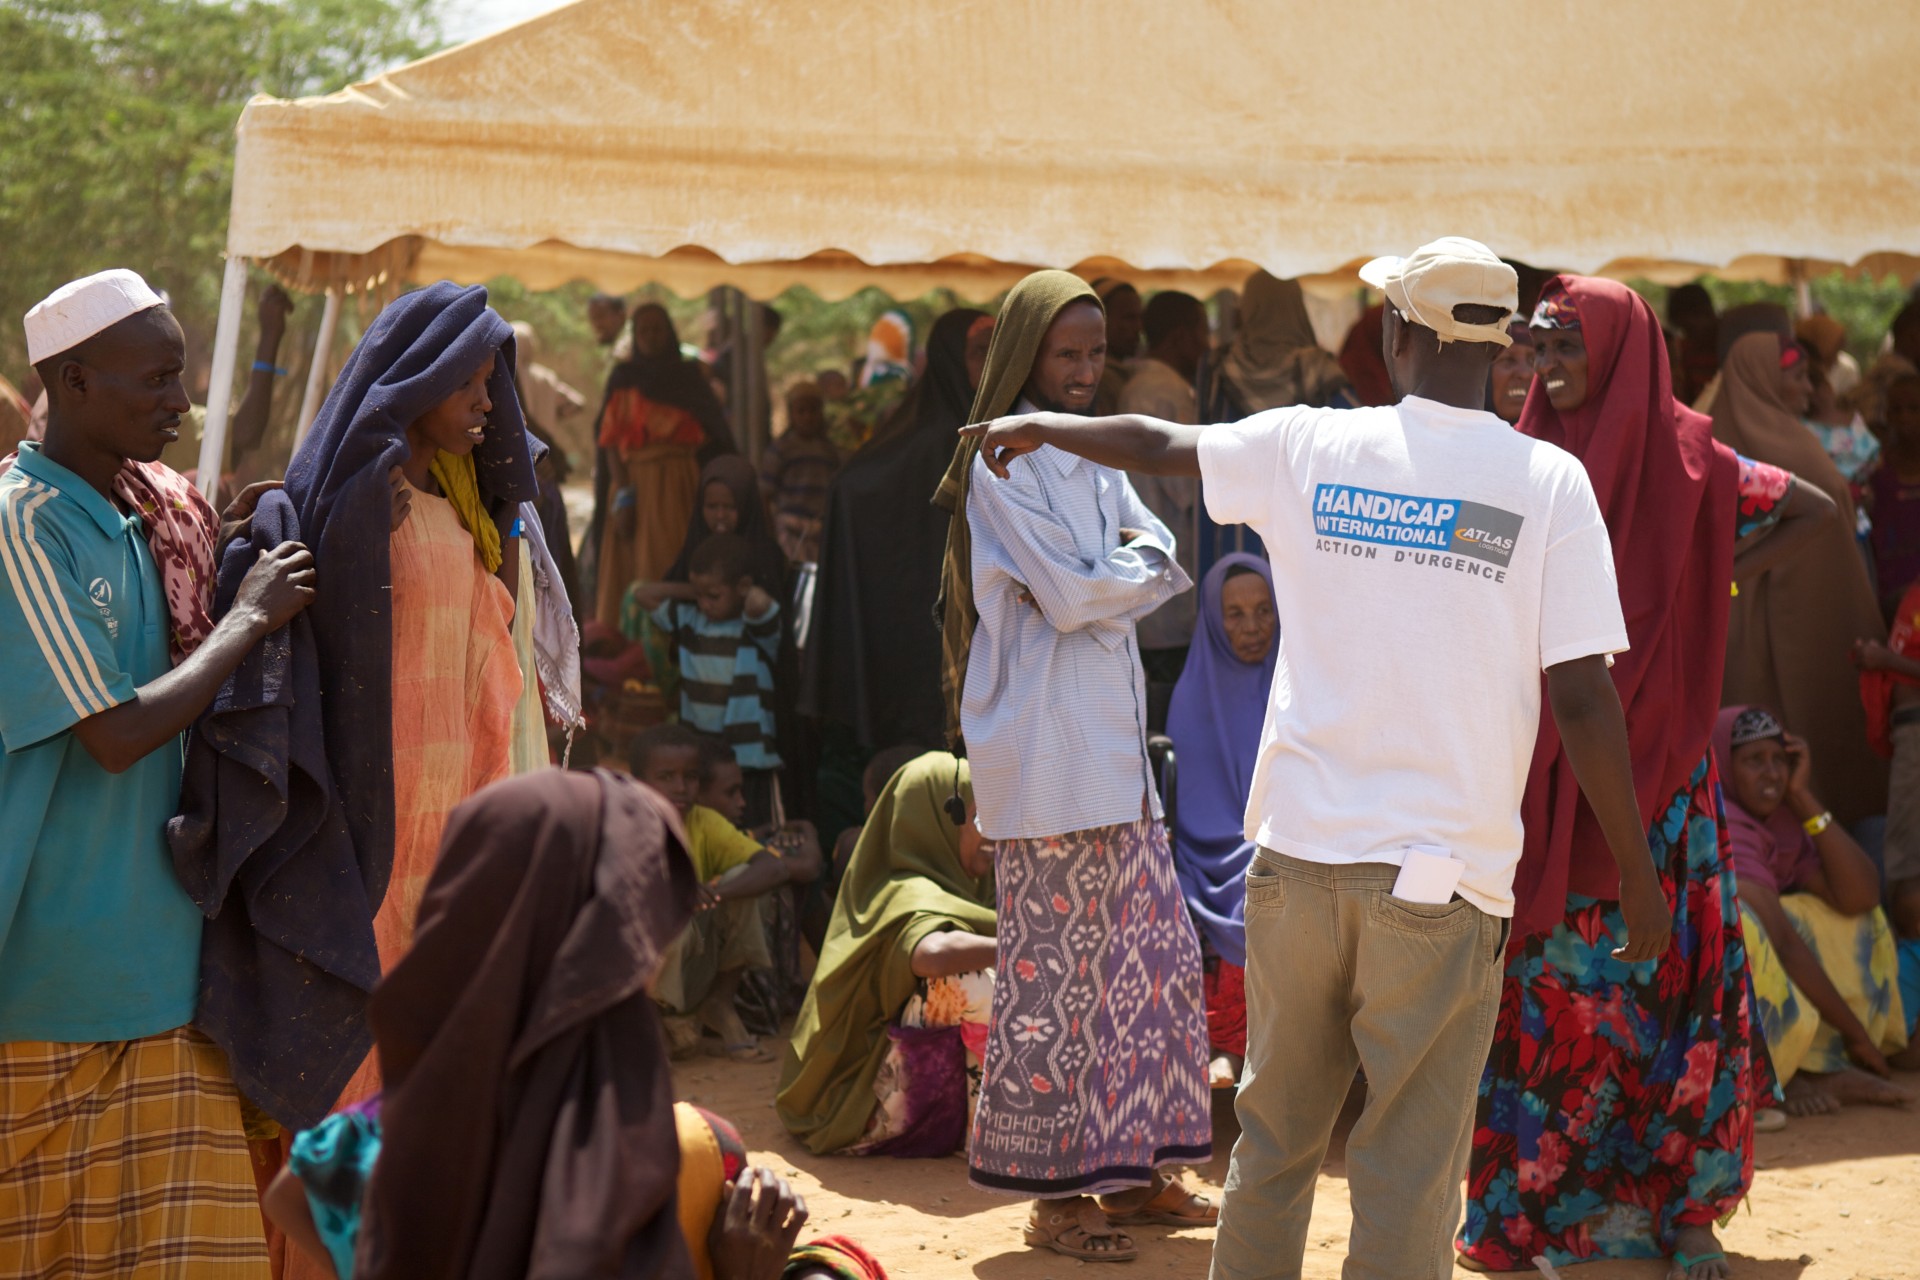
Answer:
[{"left": 224, "top": 0, "right": 1920, "bottom": 300}]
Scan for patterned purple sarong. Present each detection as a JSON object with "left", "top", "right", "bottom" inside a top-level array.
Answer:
[{"left": 968, "top": 817, "right": 1211, "bottom": 1197}]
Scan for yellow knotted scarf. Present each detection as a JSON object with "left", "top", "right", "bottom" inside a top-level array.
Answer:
[
  {"left": 429, "top": 449, "right": 503, "bottom": 572},
  {"left": 932, "top": 269, "right": 1101, "bottom": 745}
]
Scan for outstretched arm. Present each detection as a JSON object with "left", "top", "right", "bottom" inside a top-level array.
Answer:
[
  {"left": 963, "top": 411, "right": 1204, "bottom": 479},
  {"left": 1544, "top": 654, "right": 1672, "bottom": 962}
]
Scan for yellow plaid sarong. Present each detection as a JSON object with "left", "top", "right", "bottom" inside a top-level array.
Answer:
[{"left": 0, "top": 1026, "right": 268, "bottom": 1278}]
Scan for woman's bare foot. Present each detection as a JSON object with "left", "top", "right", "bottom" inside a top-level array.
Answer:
[
  {"left": 1782, "top": 1075, "right": 1839, "bottom": 1117},
  {"left": 1668, "top": 1225, "right": 1730, "bottom": 1280},
  {"left": 1808, "top": 1067, "right": 1914, "bottom": 1107}
]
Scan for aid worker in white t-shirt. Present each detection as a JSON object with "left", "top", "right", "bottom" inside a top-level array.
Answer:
[{"left": 961, "top": 238, "right": 1672, "bottom": 1280}]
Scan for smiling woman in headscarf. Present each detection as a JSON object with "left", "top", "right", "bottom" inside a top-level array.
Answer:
[
  {"left": 1711, "top": 329, "right": 1889, "bottom": 824},
  {"left": 777, "top": 752, "right": 996, "bottom": 1157},
  {"left": 1164, "top": 553, "right": 1276, "bottom": 1087},
  {"left": 934, "top": 269, "right": 1212, "bottom": 1263},
  {"left": 934, "top": 273, "right": 1105, "bottom": 744},
  {"left": 587, "top": 303, "right": 734, "bottom": 624},
  {"left": 1463, "top": 276, "right": 1832, "bottom": 1280}
]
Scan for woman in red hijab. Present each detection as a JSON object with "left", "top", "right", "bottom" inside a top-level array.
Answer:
[{"left": 1459, "top": 278, "right": 1834, "bottom": 1280}]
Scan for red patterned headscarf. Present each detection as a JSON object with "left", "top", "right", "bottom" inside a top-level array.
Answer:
[
  {"left": 1510, "top": 276, "right": 1740, "bottom": 938},
  {"left": 113, "top": 461, "right": 218, "bottom": 664}
]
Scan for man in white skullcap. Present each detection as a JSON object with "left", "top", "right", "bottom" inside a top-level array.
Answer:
[
  {"left": 0, "top": 269, "right": 318, "bottom": 1273},
  {"left": 966, "top": 239, "right": 1662, "bottom": 1279}
]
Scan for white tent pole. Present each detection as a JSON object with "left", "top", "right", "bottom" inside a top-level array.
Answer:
[
  {"left": 744, "top": 292, "right": 765, "bottom": 466},
  {"left": 1789, "top": 259, "right": 1815, "bottom": 319},
  {"left": 728, "top": 288, "right": 749, "bottom": 457},
  {"left": 294, "top": 287, "right": 343, "bottom": 447},
  {"left": 197, "top": 256, "right": 250, "bottom": 500}
]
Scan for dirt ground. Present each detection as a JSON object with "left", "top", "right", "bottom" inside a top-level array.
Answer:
[{"left": 675, "top": 1054, "right": 1918, "bottom": 1280}]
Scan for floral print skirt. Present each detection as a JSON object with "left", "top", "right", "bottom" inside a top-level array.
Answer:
[
  {"left": 968, "top": 818, "right": 1212, "bottom": 1197},
  {"left": 1460, "top": 754, "right": 1779, "bottom": 1269}
]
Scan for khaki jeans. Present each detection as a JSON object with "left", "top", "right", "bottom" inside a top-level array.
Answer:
[{"left": 1210, "top": 852, "right": 1507, "bottom": 1280}]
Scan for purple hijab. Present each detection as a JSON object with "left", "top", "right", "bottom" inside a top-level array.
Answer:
[{"left": 1165, "top": 553, "right": 1276, "bottom": 967}]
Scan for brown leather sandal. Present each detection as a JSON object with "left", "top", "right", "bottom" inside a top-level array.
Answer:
[
  {"left": 1023, "top": 1199, "right": 1139, "bottom": 1262},
  {"left": 1098, "top": 1173, "right": 1218, "bottom": 1227}
]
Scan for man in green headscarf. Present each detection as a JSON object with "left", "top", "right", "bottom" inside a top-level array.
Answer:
[{"left": 934, "top": 271, "right": 1213, "bottom": 1263}]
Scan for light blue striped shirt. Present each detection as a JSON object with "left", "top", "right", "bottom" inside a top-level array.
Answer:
[{"left": 963, "top": 440, "right": 1192, "bottom": 840}]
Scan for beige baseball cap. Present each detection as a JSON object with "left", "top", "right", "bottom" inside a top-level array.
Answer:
[{"left": 1359, "top": 238, "right": 1517, "bottom": 347}]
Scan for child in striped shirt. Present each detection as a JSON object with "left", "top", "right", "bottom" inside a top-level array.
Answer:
[{"left": 635, "top": 533, "right": 784, "bottom": 824}]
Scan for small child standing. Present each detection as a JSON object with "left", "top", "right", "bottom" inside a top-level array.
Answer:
[
  {"left": 759, "top": 382, "right": 841, "bottom": 563},
  {"left": 635, "top": 533, "right": 784, "bottom": 826},
  {"left": 628, "top": 723, "right": 786, "bottom": 1063}
]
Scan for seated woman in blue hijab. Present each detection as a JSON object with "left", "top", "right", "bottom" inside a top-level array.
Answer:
[{"left": 1164, "top": 553, "right": 1277, "bottom": 1088}]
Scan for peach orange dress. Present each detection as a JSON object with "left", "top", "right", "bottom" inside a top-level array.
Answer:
[{"left": 273, "top": 484, "right": 520, "bottom": 1280}]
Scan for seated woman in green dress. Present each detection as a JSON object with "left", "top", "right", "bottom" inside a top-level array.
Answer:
[{"left": 777, "top": 752, "right": 997, "bottom": 1157}]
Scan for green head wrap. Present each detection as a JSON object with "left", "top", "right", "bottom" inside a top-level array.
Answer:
[
  {"left": 931, "top": 270, "right": 1102, "bottom": 745},
  {"left": 774, "top": 751, "right": 994, "bottom": 1155}
]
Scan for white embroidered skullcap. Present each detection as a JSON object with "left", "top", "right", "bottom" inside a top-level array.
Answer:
[{"left": 24, "top": 269, "right": 167, "bottom": 365}]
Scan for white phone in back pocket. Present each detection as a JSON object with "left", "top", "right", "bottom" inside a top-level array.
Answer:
[{"left": 1392, "top": 845, "right": 1465, "bottom": 905}]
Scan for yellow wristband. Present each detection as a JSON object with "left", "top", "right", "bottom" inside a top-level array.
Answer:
[{"left": 1802, "top": 810, "right": 1833, "bottom": 836}]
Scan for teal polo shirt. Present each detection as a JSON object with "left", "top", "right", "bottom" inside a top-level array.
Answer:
[{"left": 0, "top": 442, "right": 202, "bottom": 1043}]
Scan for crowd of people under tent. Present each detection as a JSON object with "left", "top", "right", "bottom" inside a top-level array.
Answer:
[{"left": 2, "top": 243, "right": 1919, "bottom": 1280}]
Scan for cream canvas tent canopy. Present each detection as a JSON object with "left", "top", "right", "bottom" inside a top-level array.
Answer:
[{"left": 201, "top": 0, "right": 1920, "bottom": 489}]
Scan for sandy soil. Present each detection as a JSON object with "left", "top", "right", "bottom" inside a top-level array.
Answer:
[{"left": 675, "top": 1055, "right": 1919, "bottom": 1280}]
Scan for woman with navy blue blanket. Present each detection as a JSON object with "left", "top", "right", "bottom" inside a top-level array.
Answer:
[
  {"left": 1164, "top": 552, "right": 1277, "bottom": 1088},
  {"left": 171, "top": 282, "right": 538, "bottom": 1139}
]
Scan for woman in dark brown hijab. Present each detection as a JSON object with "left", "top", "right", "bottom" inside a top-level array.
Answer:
[
  {"left": 266, "top": 767, "right": 715, "bottom": 1279},
  {"left": 358, "top": 767, "right": 699, "bottom": 1279},
  {"left": 1712, "top": 330, "right": 1889, "bottom": 823}
]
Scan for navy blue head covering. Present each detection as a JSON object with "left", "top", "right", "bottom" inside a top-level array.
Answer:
[{"left": 170, "top": 282, "right": 536, "bottom": 1128}]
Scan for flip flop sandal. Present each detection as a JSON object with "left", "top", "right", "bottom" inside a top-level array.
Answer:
[
  {"left": 1669, "top": 1250, "right": 1726, "bottom": 1280},
  {"left": 1098, "top": 1176, "right": 1218, "bottom": 1227},
  {"left": 1023, "top": 1201, "right": 1138, "bottom": 1263}
]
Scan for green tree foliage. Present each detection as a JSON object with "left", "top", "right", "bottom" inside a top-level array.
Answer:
[{"left": 0, "top": 0, "right": 437, "bottom": 371}]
